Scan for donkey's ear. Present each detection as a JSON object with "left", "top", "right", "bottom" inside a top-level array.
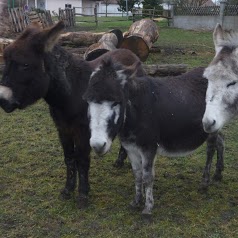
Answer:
[
  {"left": 213, "top": 23, "right": 224, "bottom": 53},
  {"left": 116, "top": 61, "right": 140, "bottom": 88},
  {"left": 123, "top": 61, "right": 140, "bottom": 79},
  {"left": 36, "top": 21, "right": 65, "bottom": 52}
]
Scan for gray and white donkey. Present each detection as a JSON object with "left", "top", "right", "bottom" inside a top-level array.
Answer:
[{"left": 203, "top": 24, "right": 238, "bottom": 133}]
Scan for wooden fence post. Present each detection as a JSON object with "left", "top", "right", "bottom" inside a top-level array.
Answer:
[
  {"left": 94, "top": 7, "right": 98, "bottom": 27},
  {"left": 73, "top": 7, "right": 76, "bottom": 26}
]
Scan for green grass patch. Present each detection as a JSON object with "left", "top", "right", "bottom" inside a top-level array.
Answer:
[{"left": 1, "top": 20, "right": 238, "bottom": 237}]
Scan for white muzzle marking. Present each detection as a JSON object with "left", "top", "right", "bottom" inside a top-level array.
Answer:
[
  {"left": 88, "top": 101, "right": 115, "bottom": 155},
  {"left": 0, "top": 85, "right": 13, "bottom": 101}
]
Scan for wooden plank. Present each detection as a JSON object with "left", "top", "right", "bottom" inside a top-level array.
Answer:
[
  {"left": 8, "top": 9, "right": 17, "bottom": 32},
  {"left": 9, "top": 8, "right": 20, "bottom": 32},
  {"left": 15, "top": 8, "right": 24, "bottom": 32},
  {"left": 45, "top": 10, "right": 54, "bottom": 26},
  {"left": 13, "top": 8, "right": 21, "bottom": 32}
]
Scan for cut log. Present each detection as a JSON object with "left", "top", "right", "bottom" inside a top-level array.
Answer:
[
  {"left": 84, "top": 32, "right": 117, "bottom": 60},
  {"left": 120, "top": 19, "right": 159, "bottom": 62},
  {"left": 84, "top": 29, "right": 123, "bottom": 61},
  {"left": 59, "top": 31, "right": 105, "bottom": 47},
  {"left": 143, "top": 64, "right": 187, "bottom": 76}
]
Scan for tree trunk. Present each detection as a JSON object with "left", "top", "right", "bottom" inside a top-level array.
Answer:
[{"left": 0, "top": 0, "right": 11, "bottom": 38}]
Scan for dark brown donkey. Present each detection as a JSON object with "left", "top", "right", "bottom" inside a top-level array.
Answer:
[{"left": 0, "top": 21, "right": 145, "bottom": 207}]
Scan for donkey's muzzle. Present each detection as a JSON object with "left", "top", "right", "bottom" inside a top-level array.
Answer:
[
  {"left": 90, "top": 141, "right": 107, "bottom": 156},
  {"left": 0, "top": 98, "right": 20, "bottom": 113},
  {"left": 203, "top": 118, "right": 217, "bottom": 133}
]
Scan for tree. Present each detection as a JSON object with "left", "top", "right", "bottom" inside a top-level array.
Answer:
[
  {"left": 143, "top": 0, "right": 163, "bottom": 10},
  {"left": 117, "top": 0, "right": 141, "bottom": 13}
]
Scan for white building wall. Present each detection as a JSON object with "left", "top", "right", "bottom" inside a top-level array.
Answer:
[
  {"left": 81, "top": 0, "right": 96, "bottom": 15},
  {"left": 39, "top": 0, "right": 122, "bottom": 16},
  {"left": 98, "top": 3, "right": 122, "bottom": 16},
  {"left": 46, "top": 0, "right": 82, "bottom": 13}
]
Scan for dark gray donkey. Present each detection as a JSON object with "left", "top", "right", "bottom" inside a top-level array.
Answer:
[{"left": 83, "top": 58, "right": 224, "bottom": 218}]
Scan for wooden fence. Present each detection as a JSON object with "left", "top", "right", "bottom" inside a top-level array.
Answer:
[
  {"left": 60, "top": 7, "right": 171, "bottom": 28},
  {"left": 8, "top": 7, "right": 54, "bottom": 33},
  {"left": 59, "top": 8, "right": 75, "bottom": 27}
]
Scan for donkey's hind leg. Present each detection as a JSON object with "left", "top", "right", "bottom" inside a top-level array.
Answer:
[{"left": 213, "top": 132, "right": 224, "bottom": 181}]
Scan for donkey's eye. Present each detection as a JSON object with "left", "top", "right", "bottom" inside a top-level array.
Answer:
[
  {"left": 23, "top": 64, "right": 29, "bottom": 69},
  {"left": 19, "top": 63, "right": 29, "bottom": 71},
  {"left": 111, "top": 102, "right": 119, "bottom": 107},
  {"left": 227, "top": 81, "right": 237, "bottom": 88}
]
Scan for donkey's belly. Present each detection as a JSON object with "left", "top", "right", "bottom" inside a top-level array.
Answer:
[
  {"left": 157, "top": 143, "right": 196, "bottom": 157},
  {"left": 157, "top": 131, "right": 208, "bottom": 158}
]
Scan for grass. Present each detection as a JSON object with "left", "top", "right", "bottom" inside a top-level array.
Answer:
[{"left": 1, "top": 19, "right": 238, "bottom": 238}]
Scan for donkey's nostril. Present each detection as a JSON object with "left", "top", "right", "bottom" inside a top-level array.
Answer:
[{"left": 212, "top": 120, "right": 216, "bottom": 126}]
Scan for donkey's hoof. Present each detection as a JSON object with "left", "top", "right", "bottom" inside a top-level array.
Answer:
[
  {"left": 213, "top": 173, "right": 223, "bottom": 182},
  {"left": 198, "top": 183, "right": 209, "bottom": 194},
  {"left": 141, "top": 213, "right": 153, "bottom": 223},
  {"left": 77, "top": 195, "right": 89, "bottom": 209},
  {"left": 113, "top": 160, "right": 124, "bottom": 168},
  {"left": 129, "top": 201, "right": 141, "bottom": 211},
  {"left": 59, "top": 188, "right": 72, "bottom": 200}
]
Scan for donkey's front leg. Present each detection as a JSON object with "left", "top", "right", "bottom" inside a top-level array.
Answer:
[
  {"left": 141, "top": 151, "right": 156, "bottom": 219},
  {"left": 213, "top": 132, "right": 224, "bottom": 181},
  {"left": 199, "top": 132, "right": 224, "bottom": 192},
  {"left": 58, "top": 132, "right": 77, "bottom": 200},
  {"left": 75, "top": 127, "right": 91, "bottom": 208},
  {"left": 126, "top": 147, "right": 143, "bottom": 208}
]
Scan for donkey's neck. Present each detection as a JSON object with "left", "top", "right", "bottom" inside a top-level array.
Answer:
[
  {"left": 119, "top": 77, "right": 159, "bottom": 140},
  {"left": 43, "top": 46, "right": 91, "bottom": 112}
]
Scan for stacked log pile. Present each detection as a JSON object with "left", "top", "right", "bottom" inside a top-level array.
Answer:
[{"left": 0, "top": 19, "right": 187, "bottom": 76}]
